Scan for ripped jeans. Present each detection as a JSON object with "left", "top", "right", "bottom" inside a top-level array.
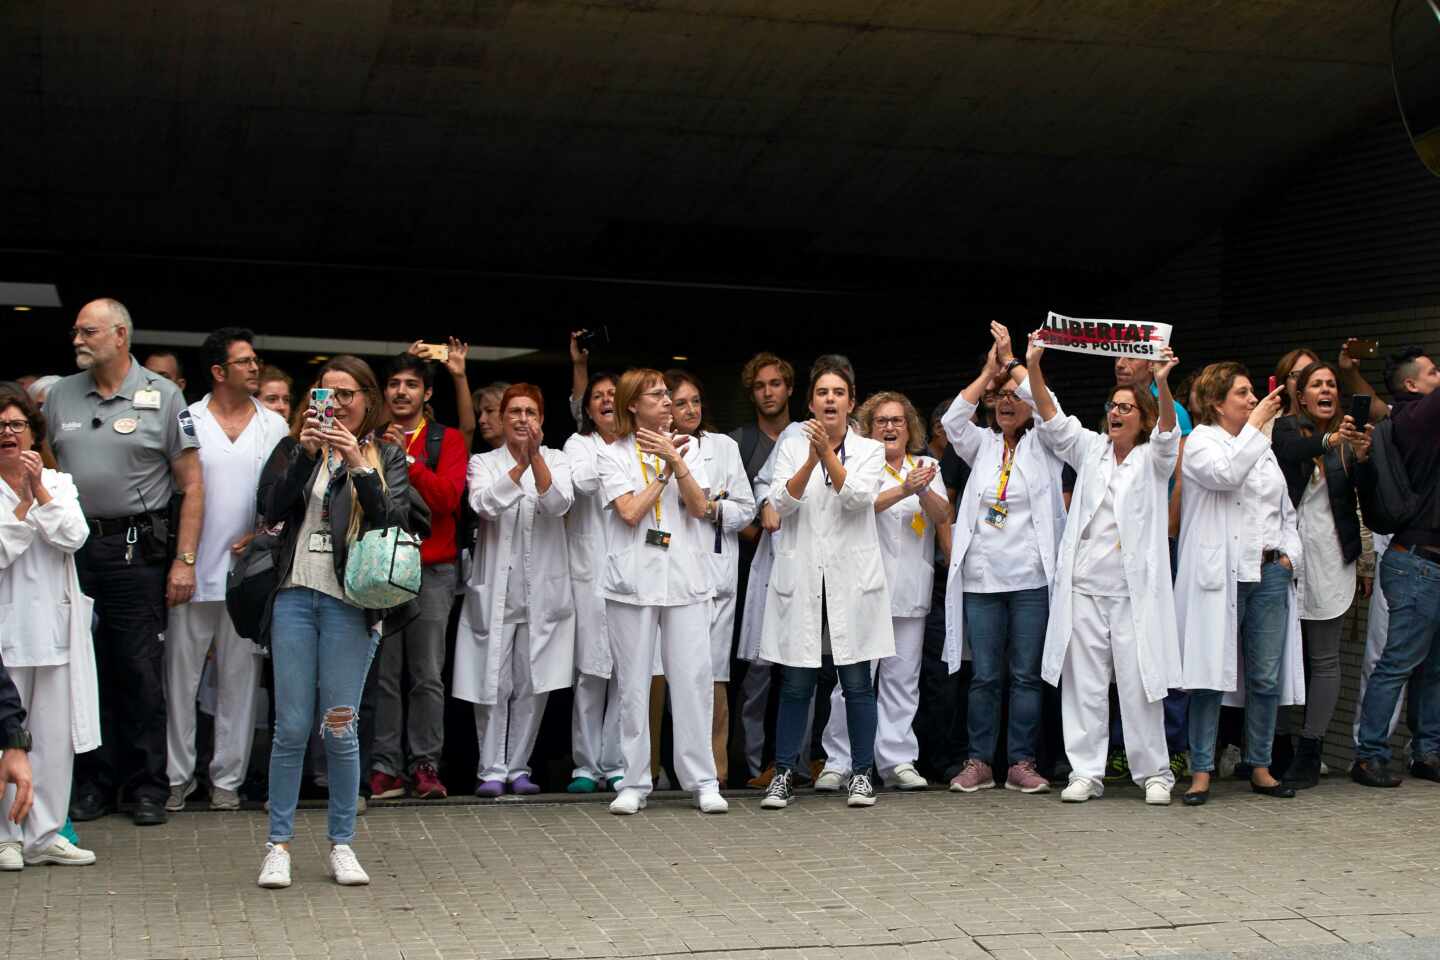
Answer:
[{"left": 268, "top": 587, "right": 378, "bottom": 844}]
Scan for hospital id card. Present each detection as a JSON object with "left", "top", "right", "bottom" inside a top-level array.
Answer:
[
  {"left": 983, "top": 502, "right": 1008, "bottom": 529},
  {"left": 645, "top": 528, "right": 672, "bottom": 550},
  {"left": 308, "top": 531, "right": 334, "bottom": 553}
]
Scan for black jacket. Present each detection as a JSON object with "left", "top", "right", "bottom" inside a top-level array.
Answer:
[
  {"left": 258, "top": 437, "right": 431, "bottom": 632},
  {"left": 1272, "top": 414, "right": 1369, "bottom": 565},
  {"left": 0, "top": 656, "right": 24, "bottom": 743}
]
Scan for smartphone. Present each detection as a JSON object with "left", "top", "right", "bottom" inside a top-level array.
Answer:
[
  {"left": 310, "top": 388, "right": 336, "bottom": 429},
  {"left": 1349, "top": 394, "right": 1372, "bottom": 430},
  {"left": 416, "top": 342, "right": 449, "bottom": 362},
  {"left": 575, "top": 326, "right": 610, "bottom": 352},
  {"left": 1348, "top": 338, "right": 1379, "bottom": 358},
  {"left": 1267, "top": 375, "right": 1278, "bottom": 394}
]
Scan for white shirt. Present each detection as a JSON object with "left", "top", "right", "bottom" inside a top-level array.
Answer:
[
  {"left": 504, "top": 513, "right": 530, "bottom": 624},
  {"left": 596, "top": 433, "right": 712, "bottom": 607},
  {"left": 961, "top": 448, "right": 1049, "bottom": 593},
  {"left": 285, "top": 463, "right": 348, "bottom": 603},
  {"left": 876, "top": 455, "right": 946, "bottom": 618},
  {"left": 1237, "top": 453, "right": 1289, "bottom": 583},
  {"left": 0, "top": 471, "right": 90, "bottom": 666},
  {"left": 189, "top": 395, "right": 288, "bottom": 602},
  {"left": 1071, "top": 457, "right": 1129, "bottom": 598},
  {"left": 1298, "top": 467, "right": 1356, "bottom": 620}
]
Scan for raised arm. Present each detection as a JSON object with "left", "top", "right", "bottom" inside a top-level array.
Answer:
[
  {"left": 942, "top": 347, "right": 1004, "bottom": 465},
  {"left": 1338, "top": 339, "right": 1391, "bottom": 425}
]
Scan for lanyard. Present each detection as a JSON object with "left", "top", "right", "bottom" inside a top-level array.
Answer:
[
  {"left": 319, "top": 458, "right": 335, "bottom": 524},
  {"left": 403, "top": 417, "right": 427, "bottom": 452},
  {"left": 883, "top": 454, "right": 915, "bottom": 484},
  {"left": 820, "top": 438, "right": 848, "bottom": 487},
  {"left": 638, "top": 450, "right": 664, "bottom": 527},
  {"left": 885, "top": 455, "right": 927, "bottom": 537},
  {"left": 995, "top": 442, "right": 1017, "bottom": 503}
]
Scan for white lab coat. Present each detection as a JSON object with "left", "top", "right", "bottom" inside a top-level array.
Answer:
[
  {"left": 1026, "top": 392, "right": 1182, "bottom": 702},
  {"left": 695, "top": 432, "right": 756, "bottom": 600},
  {"left": 940, "top": 392, "right": 1068, "bottom": 673},
  {"left": 760, "top": 428, "right": 895, "bottom": 667},
  {"left": 736, "top": 422, "right": 807, "bottom": 663},
  {"left": 0, "top": 470, "right": 100, "bottom": 751},
  {"left": 562, "top": 431, "right": 614, "bottom": 678},
  {"left": 453, "top": 446, "right": 576, "bottom": 706},
  {"left": 875, "top": 455, "right": 947, "bottom": 618},
  {"left": 1175, "top": 423, "right": 1305, "bottom": 704}
]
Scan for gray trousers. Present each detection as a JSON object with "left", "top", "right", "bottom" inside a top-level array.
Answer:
[{"left": 372, "top": 562, "right": 457, "bottom": 776}]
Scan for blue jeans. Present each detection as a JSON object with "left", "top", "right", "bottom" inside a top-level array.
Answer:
[
  {"left": 776, "top": 659, "right": 875, "bottom": 774},
  {"left": 268, "top": 588, "right": 378, "bottom": 845},
  {"left": 963, "top": 587, "right": 1049, "bottom": 767},
  {"left": 1188, "top": 561, "right": 1291, "bottom": 774},
  {"left": 1356, "top": 547, "right": 1440, "bottom": 764}
]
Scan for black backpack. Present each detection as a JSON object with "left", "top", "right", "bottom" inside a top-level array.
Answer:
[
  {"left": 1357, "top": 418, "right": 1424, "bottom": 535},
  {"left": 426, "top": 421, "right": 476, "bottom": 551}
]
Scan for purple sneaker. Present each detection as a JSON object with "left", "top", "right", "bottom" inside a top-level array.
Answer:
[
  {"left": 474, "top": 779, "right": 505, "bottom": 798},
  {"left": 510, "top": 775, "right": 541, "bottom": 795},
  {"left": 1005, "top": 760, "right": 1052, "bottom": 794},
  {"left": 949, "top": 759, "right": 994, "bottom": 793}
]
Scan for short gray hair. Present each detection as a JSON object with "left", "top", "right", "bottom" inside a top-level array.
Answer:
[{"left": 96, "top": 298, "right": 133, "bottom": 339}]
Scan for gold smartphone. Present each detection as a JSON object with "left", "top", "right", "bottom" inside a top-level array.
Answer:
[{"left": 416, "top": 342, "right": 449, "bottom": 362}]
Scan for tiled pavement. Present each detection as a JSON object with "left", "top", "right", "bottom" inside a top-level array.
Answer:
[{"left": 4, "top": 777, "right": 1439, "bottom": 960}]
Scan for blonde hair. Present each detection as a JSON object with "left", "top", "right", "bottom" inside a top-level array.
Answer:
[
  {"left": 1190, "top": 361, "right": 1250, "bottom": 427},
  {"left": 858, "top": 391, "right": 926, "bottom": 454},
  {"left": 613, "top": 368, "right": 665, "bottom": 437}
]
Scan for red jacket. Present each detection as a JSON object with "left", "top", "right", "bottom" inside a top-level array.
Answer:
[{"left": 403, "top": 424, "right": 467, "bottom": 566}]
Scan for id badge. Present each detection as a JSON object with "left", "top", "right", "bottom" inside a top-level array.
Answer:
[
  {"left": 645, "top": 528, "right": 672, "bottom": 550},
  {"left": 983, "top": 502, "right": 1008, "bottom": 529},
  {"left": 308, "top": 531, "right": 334, "bottom": 553}
]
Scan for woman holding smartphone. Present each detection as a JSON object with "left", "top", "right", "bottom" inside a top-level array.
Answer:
[
  {"left": 596, "top": 368, "right": 726, "bottom": 815},
  {"left": 255, "top": 357, "right": 424, "bottom": 888}
]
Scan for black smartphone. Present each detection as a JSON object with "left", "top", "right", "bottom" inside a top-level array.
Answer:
[
  {"left": 1349, "top": 394, "right": 1371, "bottom": 430},
  {"left": 575, "top": 325, "right": 610, "bottom": 352}
]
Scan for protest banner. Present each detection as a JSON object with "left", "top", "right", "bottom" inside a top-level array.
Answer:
[{"left": 1036, "top": 312, "right": 1172, "bottom": 359}]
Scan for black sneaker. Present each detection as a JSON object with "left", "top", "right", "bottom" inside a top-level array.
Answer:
[
  {"left": 1409, "top": 753, "right": 1440, "bottom": 783},
  {"left": 1351, "top": 759, "right": 1402, "bottom": 788},
  {"left": 760, "top": 769, "right": 795, "bottom": 810},
  {"left": 847, "top": 773, "right": 877, "bottom": 808}
]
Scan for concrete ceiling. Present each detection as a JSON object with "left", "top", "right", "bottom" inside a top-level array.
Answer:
[{"left": 1, "top": 1, "right": 1400, "bottom": 294}]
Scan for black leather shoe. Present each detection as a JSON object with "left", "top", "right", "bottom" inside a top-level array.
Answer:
[
  {"left": 132, "top": 798, "right": 169, "bottom": 826},
  {"left": 69, "top": 789, "right": 112, "bottom": 822},
  {"left": 1351, "top": 759, "right": 1402, "bottom": 788},
  {"left": 1250, "top": 780, "right": 1296, "bottom": 798},
  {"left": 1181, "top": 789, "right": 1209, "bottom": 806},
  {"left": 1409, "top": 754, "right": 1440, "bottom": 783}
]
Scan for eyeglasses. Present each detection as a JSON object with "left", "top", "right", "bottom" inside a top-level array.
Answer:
[
  {"left": 641, "top": 388, "right": 671, "bottom": 400},
  {"left": 873, "top": 416, "right": 906, "bottom": 429},
  {"left": 1104, "top": 401, "right": 1137, "bottom": 415},
  {"left": 992, "top": 390, "right": 1019, "bottom": 402},
  {"left": 70, "top": 324, "right": 119, "bottom": 340},
  {"left": 0, "top": 419, "right": 30, "bottom": 434},
  {"left": 224, "top": 355, "right": 263, "bottom": 369},
  {"left": 331, "top": 388, "right": 362, "bottom": 405}
]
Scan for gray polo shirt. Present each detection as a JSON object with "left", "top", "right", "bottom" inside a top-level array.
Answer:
[{"left": 44, "top": 355, "right": 200, "bottom": 520}]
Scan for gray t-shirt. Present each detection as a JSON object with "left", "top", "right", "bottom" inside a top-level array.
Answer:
[{"left": 44, "top": 356, "right": 199, "bottom": 519}]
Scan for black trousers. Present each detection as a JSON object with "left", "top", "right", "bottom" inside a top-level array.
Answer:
[{"left": 74, "top": 531, "right": 169, "bottom": 804}]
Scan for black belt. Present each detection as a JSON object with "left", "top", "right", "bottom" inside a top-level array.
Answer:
[
  {"left": 1393, "top": 542, "right": 1440, "bottom": 563},
  {"left": 88, "top": 513, "right": 158, "bottom": 538},
  {"left": 1261, "top": 548, "right": 1288, "bottom": 565}
]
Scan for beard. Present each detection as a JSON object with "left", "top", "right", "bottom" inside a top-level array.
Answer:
[{"left": 75, "top": 351, "right": 95, "bottom": 370}]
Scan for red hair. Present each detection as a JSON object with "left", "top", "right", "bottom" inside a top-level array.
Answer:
[{"left": 501, "top": 383, "right": 545, "bottom": 419}]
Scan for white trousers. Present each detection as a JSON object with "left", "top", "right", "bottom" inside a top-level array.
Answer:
[
  {"left": 606, "top": 599, "right": 717, "bottom": 795},
  {"left": 165, "top": 600, "right": 261, "bottom": 791},
  {"left": 822, "top": 616, "right": 924, "bottom": 778},
  {"left": 473, "top": 623, "right": 549, "bottom": 782},
  {"left": 1, "top": 665, "right": 73, "bottom": 856},
  {"left": 710, "top": 592, "right": 737, "bottom": 683},
  {"left": 571, "top": 672, "right": 624, "bottom": 781},
  {"left": 1062, "top": 594, "right": 1173, "bottom": 788},
  {"left": 1354, "top": 542, "right": 1406, "bottom": 746}
]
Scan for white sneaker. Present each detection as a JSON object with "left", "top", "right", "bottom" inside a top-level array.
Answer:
[
  {"left": 696, "top": 790, "right": 729, "bottom": 814},
  {"left": 257, "top": 843, "right": 292, "bottom": 889},
  {"left": 1061, "top": 777, "right": 1103, "bottom": 803},
  {"left": 210, "top": 786, "right": 241, "bottom": 811},
  {"left": 609, "top": 788, "right": 647, "bottom": 815},
  {"left": 0, "top": 841, "right": 22, "bottom": 871},
  {"left": 889, "top": 763, "right": 929, "bottom": 791},
  {"left": 23, "top": 836, "right": 96, "bottom": 866},
  {"left": 814, "top": 770, "right": 847, "bottom": 792},
  {"left": 166, "top": 779, "right": 197, "bottom": 812},
  {"left": 1144, "top": 777, "right": 1173, "bottom": 806},
  {"left": 327, "top": 844, "right": 370, "bottom": 886}
]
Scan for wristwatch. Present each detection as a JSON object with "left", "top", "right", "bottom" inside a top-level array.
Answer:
[
  {"left": 3, "top": 727, "right": 32, "bottom": 752},
  {"left": 179, "top": 552, "right": 197, "bottom": 566},
  {"left": 1004, "top": 358, "right": 1026, "bottom": 375}
]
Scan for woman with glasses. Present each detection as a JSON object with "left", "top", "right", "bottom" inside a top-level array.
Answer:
[
  {"left": 941, "top": 323, "right": 1068, "bottom": 795},
  {"left": 1175, "top": 362, "right": 1301, "bottom": 805},
  {"left": 562, "top": 371, "right": 625, "bottom": 793},
  {"left": 1006, "top": 335, "right": 1184, "bottom": 805},
  {"left": 814, "top": 390, "right": 949, "bottom": 793},
  {"left": 759, "top": 355, "right": 893, "bottom": 810},
  {"left": 596, "top": 369, "right": 726, "bottom": 815},
  {"left": 666, "top": 369, "right": 756, "bottom": 787},
  {"left": 0, "top": 389, "right": 99, "bottom": 870},
  {"left": 255, "top": 356, "right": 425, "bottom": 888},
  {"left": 455, "top": 384, "right": 574, "bottom": 798}
]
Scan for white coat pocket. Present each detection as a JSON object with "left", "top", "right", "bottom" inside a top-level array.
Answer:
[
  {"left": 856, "top": 546, "right": 887, "bottom": 593},
  {"left": 541, "top": 574, "right": 575, "bottom": 623},
  {"left": 602, "top": 545, "right": 637, "bottom": 597},
  {"left": 1196, "top": 543, "right": 1226, "bottom": 591},
  {"left": 569, "top": 532, "right": 596, "bottom": 581}
]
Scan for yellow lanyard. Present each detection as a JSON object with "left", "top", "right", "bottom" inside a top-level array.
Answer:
[
  {"left": 995, "top": 442, "right": 1016, "bottom": 503},
  {"left": 403, "top": 417, "right": 427, "bottom": 453},
  {"left": 884, "top": 455, "right": 927, "bottom": 538},
  {"left": 638, "top": 450, "right": 664, "bottom": 526}
]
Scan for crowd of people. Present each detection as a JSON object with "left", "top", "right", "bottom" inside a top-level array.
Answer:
[{"left": 0, "top": 297, "right": 1437, "bottom": 891}]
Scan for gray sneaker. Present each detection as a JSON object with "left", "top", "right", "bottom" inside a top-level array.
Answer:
[
  {"left": 166, "top": 779, "right": 197, "bottom": 812},
  {"left": 210, "top": 786, "right": 241, "bottom": 811}
]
